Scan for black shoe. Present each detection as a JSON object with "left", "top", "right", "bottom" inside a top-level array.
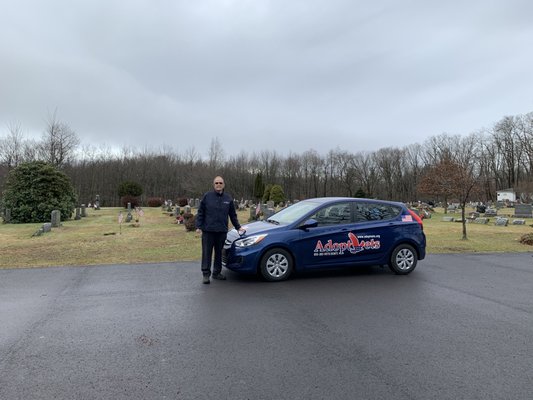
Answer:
[
  {"left": 203, "top": 275, "right": 210, "bottom": 284},
  {"left": 212, "top": 273, "right": 226, "bottom": 280}
]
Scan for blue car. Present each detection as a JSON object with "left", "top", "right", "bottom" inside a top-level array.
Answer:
[{"left": 223, "top": 197, "right": 426, "bottom": 281}]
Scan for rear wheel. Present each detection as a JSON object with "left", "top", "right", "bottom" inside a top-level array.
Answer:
[
  {"left": 388, "top": 244, "right": 417, "bottom": 275},
  {"left": 260, "top": 248, "right": 293, "bottom": 281}
]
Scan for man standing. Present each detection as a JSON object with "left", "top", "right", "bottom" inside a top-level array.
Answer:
[{"left": 195, "top": 176, "right": 245, "bottom": 284}]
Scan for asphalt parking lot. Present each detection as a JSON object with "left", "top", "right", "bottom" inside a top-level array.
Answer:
[{"left": 1, "top": 253, "right": 533, "bottom": 400}]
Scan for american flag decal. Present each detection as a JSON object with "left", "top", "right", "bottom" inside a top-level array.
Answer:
[{"left": 402, "top": 215, "right": 413, "bottom": 222}]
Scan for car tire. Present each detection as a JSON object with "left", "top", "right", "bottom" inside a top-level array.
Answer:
[
  {"left": 388, "top": 244, "right": 417, "bottom": 275},
  {"left": 260, "top": 248, "right": 293, "bottom": 281}
]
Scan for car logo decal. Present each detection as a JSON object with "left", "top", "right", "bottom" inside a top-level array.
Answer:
[{"left": 314, "top": 232, "right": 381, "bottom": 256}]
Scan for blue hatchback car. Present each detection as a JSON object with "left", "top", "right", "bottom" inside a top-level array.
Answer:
[{"left": 223, "top": 197, "right": 426, "bottom": 281}]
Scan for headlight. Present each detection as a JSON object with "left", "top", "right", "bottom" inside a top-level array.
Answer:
[{"left": 234, "top": 234, "right": 268, "bottom": 248}]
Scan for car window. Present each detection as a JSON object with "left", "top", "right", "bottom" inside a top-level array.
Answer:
[
  {"left": 310, "top": 202, "right": 352, "bottom": 226},
  {"left": 354, "top": 202, "right": 402, "bottom": 222}
]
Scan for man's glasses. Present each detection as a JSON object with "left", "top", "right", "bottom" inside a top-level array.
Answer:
[{"left": 214, "top": 182, "right": 224, "bottom": 185}]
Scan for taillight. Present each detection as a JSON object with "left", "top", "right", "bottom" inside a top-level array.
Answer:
[{"left": 407, "top": 209, "right": 424, "bottom": 230}]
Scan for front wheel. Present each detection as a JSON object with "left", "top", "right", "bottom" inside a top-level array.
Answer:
[
  {"left": 388, "top": 244, "right": 418, "bottom": 275},
  {"left": 260, "top": 248, "right": 293, "bottom": 281}
]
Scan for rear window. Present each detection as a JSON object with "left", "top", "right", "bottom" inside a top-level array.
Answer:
[{"left": 354, "top": 202, "right": 402, "bottom": 222}]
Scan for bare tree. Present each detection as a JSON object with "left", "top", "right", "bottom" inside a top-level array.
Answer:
[
  {"left": 39, "top": 111, "right": 80, "bottom": 167},
  {"left": 208, "top": 137, "right": 225, "bottom": 171},
  {"left": 0, "top": 121, "right": 25, "bottom": 169}
]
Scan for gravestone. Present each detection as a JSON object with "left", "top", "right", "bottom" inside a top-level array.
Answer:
[
  {"left": 474, "top": 218, "right": 489, "bottom": 224},
  {"left": 263, "top": 208, "right": 275, "bottom": 219},
  {"left": 81, "top": 204, "right": 87, "bottom": 217},
  {"left": 514, "top": 204, "right": 532, "bottom": 218},
  {"left": 484, "top": 209, "right": 498, "bottom": 217},
  {"left": 174, "top": 206, "right": 180, "bottom": 216},
  {"left": 126, "top": 202, "right": 133, "bottom": 222},
  {"left": 94, "top": 194, "right": 100, "bottom": 210},
  {"left": 194, "top": 198, "right": 200, "bottom": 208},
  {"left": 250, "top": 207, "right": 257, "bottom": 220},
  {"left": 3, "top": 208, "right": 11, "bottom": 223},
  {"left": 442, "top": 216, "right": 455, "bottom": 222},
  {"left": 184, "top": 205, "right": 191, "bottom": 214},
  {"left": 495, "top": 217, "right": 508, "bottom": 226},
  {"left": 42, "top": 222, "right": 52, "bottom": 233},
  {"left": 512, "top": 219, "right": 526, "bottom": 225},
  {"left": 51, "top": 210, "right": 61, "bottom": 227},
  {"left": 75, "top": 208, "right": 81, "bottom": 220},
  {"left": 266, "top": 201, "right": 275, "bottom": 209}
]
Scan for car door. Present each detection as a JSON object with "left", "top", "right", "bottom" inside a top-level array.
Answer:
[
  {"left": 346, "top": 201, "right": 403, "bottom": 264},
  {"left": 295, "top": 202, "right": 358, "bottom": 269}
]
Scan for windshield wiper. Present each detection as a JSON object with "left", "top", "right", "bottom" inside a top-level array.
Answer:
[{"left": 266, "top": 218, "right": 280, "bottom": 225}]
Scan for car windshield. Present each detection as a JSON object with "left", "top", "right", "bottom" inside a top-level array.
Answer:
[{"left": 267, "top": 201, "right": 322, "bottom": 225}]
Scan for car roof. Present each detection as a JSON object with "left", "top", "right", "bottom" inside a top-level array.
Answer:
[{"left": 300, "top": 197, "right": 405, "bottom": 207}]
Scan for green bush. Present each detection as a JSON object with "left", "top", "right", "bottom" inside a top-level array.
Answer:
[
  {"left": 1, "top": 161, "right": 77, "bottom": 223},
  {"left": 262, "top": 184, "right": 273, "bottom": 203},
  {"left": 118, "top": 181, "right": 143, "bottom": 197},
  {"left": 269, "top": 184, "right": 285, "bottom": 206}
]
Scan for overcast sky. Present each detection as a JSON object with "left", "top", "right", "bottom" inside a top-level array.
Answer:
[{"left": 1, "top": 0, "right": 532, "bottom": 158}]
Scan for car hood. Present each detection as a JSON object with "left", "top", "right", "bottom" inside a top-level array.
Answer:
[{"left": 226, "top": 221, "right": 285, "bottom": 246}]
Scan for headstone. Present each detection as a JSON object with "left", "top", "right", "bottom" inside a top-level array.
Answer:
[
  {"left": 51, "top": 210, "right": 61, "bottom": 227},
  {"left": 125, "top": 202, "right": 133, "bottom": 222},
  {"left": 512, "top": 219, "right": 526, "bottom": 225},
  {"left": 484, "top": 209, "right": 498, "bottom": 217},
  {"left": 81, "top": 204, "right": 87, "bottom": 217},
  {"left": 263, "top": 208, "right": 275, "bottom": 219},
  {"left": 32, "top": 228, "right": 44, "bottom": 237},
  {"left": 495, "top": 217, "right": 508, "bottom": 226},
  {"left": 94, "top": 194, "right": 100, "bottom": 210},
  {"left": 250, "top": 207, "right": 257, "bottom": 220},
  {"left": 194, "top": 198, "right": 200, "bottom": 208},
  {"left": 75, "top": 208, "right": 81, "bottom": 220},
  {"left": 3, "top": 208, "right": 11, "bottom": 223},
  {"left": 42, "top": 222, "right": 52, "bottom": 233},
  {"left": 267, "top": 201, "right": 275, "bottom": 209},
  {"left": 442, "top": 216, "right": 455, "bottom": 222},
  {"left": 174, "top": 206, "right": 180, "bottom": 216},
  {"left": 514, "top": 204, "right": 532, "bottom": 218},
  {"left": 184, "top": 205, "right": 191, "bottom": 214},
  {"left": 474, "top": 218, "right": 489, "bottom": 224}
]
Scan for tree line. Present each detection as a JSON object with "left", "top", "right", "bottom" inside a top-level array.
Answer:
[{"left": 1, "top": 112, "right": 532, "bottom": 207}]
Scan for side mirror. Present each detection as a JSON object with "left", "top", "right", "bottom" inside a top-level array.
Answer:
[{"left": 300, "top": 218, "right": 318, "bottom": 229}]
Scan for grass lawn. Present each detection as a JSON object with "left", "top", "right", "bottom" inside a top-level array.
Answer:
[{"left": 1, "top": 206, "right": 532, "bottom": 269}]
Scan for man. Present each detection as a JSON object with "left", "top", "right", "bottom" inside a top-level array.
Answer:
[{"left": 195, "top": 176, "right": 245, "bottom": 284}]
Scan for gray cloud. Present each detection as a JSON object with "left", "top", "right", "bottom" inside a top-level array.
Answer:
[{"left": 1, "top": 0, "right": 532, "bottom": 157}]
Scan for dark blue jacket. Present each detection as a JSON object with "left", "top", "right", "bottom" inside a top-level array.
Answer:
[{"left": 195, "top": 190, "right": 241, "bottom": 233}]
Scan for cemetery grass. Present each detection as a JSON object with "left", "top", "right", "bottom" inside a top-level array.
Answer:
[{"left": 1, "top": 207, "right": 532, "bottom": 269}]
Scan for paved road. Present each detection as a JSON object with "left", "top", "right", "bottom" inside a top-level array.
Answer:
[{"left": 1, "top": 253, "right": 533, "bottom": 400}]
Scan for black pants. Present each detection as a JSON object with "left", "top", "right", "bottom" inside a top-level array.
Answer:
[{"left": 201, "top": 231, "right": 227, "bottom": 276}]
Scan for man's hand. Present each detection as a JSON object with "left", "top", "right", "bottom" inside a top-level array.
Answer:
[
  {"left": 195, "top": 228, "right": 202, "bottom": 238},
  {"left": 238, "top": 228, "right": 246, "bottom": 235}
]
